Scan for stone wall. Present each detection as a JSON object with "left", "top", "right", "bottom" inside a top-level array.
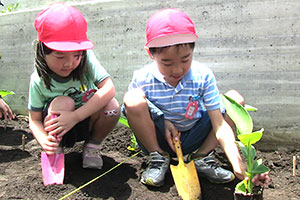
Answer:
[{"left": 0, "top": 0, "right": 299, "bottom": 150}]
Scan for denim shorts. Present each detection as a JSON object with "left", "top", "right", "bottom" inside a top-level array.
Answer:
[
  {"left": 122, "top": 100, "right": 220, "bottom": 158},
  {"left": 43, "top": 98, "right": 90, "bottom": 148}
]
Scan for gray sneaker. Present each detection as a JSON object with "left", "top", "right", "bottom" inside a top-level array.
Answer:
[
  {"left": 82, "top": 143, "right": 103, "bottom": 169},
  {"left": 141, "top": 151, "right": 170, "bottom": 187},
  {"left": 188, "top": 151, "right": 235, "bottom": 184}
]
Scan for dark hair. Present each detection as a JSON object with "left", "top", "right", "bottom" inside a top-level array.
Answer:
[
  {"left": 149, "top": 42, "right": 195, "bottom": 55},
  {"left": 34, "top": 41, "right": 87, "bottom": 90}
]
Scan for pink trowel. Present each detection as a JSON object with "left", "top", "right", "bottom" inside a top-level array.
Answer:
[{"left": 41, "top": 114, "right": 65, "bottom": 186}]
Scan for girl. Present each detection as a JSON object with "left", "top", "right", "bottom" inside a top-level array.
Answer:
[{"left": 28, "top": 3, "right": 120, "bottom": 169}]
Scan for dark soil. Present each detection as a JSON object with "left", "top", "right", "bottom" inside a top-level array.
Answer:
[{"left": 0, "top": 116, "right": 299, "bottom": 200}]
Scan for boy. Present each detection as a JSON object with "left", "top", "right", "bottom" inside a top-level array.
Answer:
[{"left": 123, "top": 8, "right": 267, "bottom": 187}]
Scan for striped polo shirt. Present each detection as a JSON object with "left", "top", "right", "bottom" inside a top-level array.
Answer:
[{"left": 128, "top": 60, "right": 221, "bottom": 132}]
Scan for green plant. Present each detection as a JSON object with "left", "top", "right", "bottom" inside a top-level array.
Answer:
[
  {"left": 0, "top": 90, "right": 15, "bottom": 97},
  {"left": 221, "top": 94, "right": 269, "bottom": 195},
  {"left": 118, "top": 116, "right": 138, "bottom": 151},
  {"left": 1, "top": 2, "right": 19, "bottom": 13}
]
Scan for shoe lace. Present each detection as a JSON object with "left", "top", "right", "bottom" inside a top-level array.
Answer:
[
  {"left": 148, "top": 154, "right": 167, "bottom": 169},
  {"left": 85, "top": 147, "right": 99, "bottom": 157},
  {"left": 203, "top": 157, "right": 219, "bottom": 169}
]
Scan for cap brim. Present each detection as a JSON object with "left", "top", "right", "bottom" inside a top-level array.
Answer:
[
  {"left": 44, "top": 40, "right": 94, "bottom": 52},
  {"left": 146, "top": 34, "right": 198, "bottom": 48}
]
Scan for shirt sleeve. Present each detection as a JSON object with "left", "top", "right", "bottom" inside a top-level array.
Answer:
[
  {"left": 202, "top": 69, "right": 221, "bottom": 111},
  {"left": 86, "top": 50, "right": 110, "bottom": 86},
  {"left": 28, "top": 72, "right": 45, "bottom": 111},
  {"left": 128, "top": 70, "right": 140, "bottom": 90}
]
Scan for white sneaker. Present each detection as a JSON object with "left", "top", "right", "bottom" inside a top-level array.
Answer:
[
  {"left": 82, "top": 143, "right": 103, "bottom": 169},
  {"left": 141, "top": 151, "right": 170, "bottom": 187}
]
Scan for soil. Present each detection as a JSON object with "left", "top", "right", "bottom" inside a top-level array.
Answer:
[{"left": 0, "top": 116, "right": 299, "bottom": 200}]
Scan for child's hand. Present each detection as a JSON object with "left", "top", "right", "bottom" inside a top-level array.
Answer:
[
  {"left": 0, "top": 98, "right": 14, "bottom": 120},
  {"left": 164, "top": 119, "right": 179, "bottom": 152},
  {"left": 252, "top": 172, "right": 270, "bottom": 187},
  {"left": 40, "top": 134, "right": 60, "bottom": 155},
  {"left": 44, "top": 111, "right": 79, "bottom": 138},
  {"left": 232, "top": 160, "right": 247, "bottom": 180}
]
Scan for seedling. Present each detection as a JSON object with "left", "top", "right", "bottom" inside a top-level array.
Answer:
[
  {"left": 22, "top": 133, "right": 26, "bottom": 151},
  {"left": 221, "top": 94, "right": 269, "bottom": 195},
  {"left": 118, "top": 116, "right": 138, "bottom": 151},
  {"left": 0, "top": 2, "right": 19, "bottom": 13}
]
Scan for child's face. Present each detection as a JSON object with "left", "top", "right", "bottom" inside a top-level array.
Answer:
[
  {"left": 153, "top": 45, "right": 193, "bottom": 87},
  {"left": 45, "top": 51, "right": 83, "bottom": 77}
]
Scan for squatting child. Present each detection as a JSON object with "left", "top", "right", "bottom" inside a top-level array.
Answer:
[
  {"left": 123, "top": 8, "right": 270, "bottom": 187},
  {"left": 28, "top": 3, "right": 120, "bottom": 170}
]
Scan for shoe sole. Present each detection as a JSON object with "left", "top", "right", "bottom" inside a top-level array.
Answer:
[
  {"left": 141, "top": 179, "right": 163, "bottom": 187},
  {"left": 206, "top": 174, "right": 235, "bottom": 184},
  {"left": 82, "top": 164, "right": 102, "bottom": 170}
]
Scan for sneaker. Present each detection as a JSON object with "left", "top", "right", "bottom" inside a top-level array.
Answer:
[
  {"left": 188, "top": 151, "right": 235, "bottom": 184},
  {"left": 141, "top": 151, "right": 170, "bottom": 187},
  {"left": 82, "top": 143, "right": 103, "bottom": 169},
  {"left": 57, "top": 146, "right": 64, "bottom": 154}
]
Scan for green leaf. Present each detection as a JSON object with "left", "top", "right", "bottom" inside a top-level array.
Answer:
[
  {"left": 237, "top": 129, "right": 264, "bottom": 146},
  {"left": 237, "top": 141, "right": 256, "bottom": 161},
  {"left": 0, "top": 90, "right": 15, "bottom": 97},
  {"left": 127, "top": 146, "right": 135, "bottom": 151},
  {"left": 118, "top": 116, "right": 129, "bottom": 127},
  {"left": 235, "top": 180, "right": 247, "bottom": 194},
  {"left": 118, "top": 117, "right": 138, "bottom": 151},
  {"left": 127, "top": 133, "right": 138, "bottom": 151},
  {"left": 131, "top": 133, "right": 137, "bottom": 147},
  {"left": 236, "top": 141, "right": 248, "bottom": 158},
  {"left": 13, "top": 3, "right": 19, "bottom": 10},
  {"left": 249, "top": 145, "right": 256, "bottom": 162},
  {"left": 244, "top": 104, "right": 257, "bottom": 112},
  {"left": 250, "top": 159, "right": 269, "bottom": 174},
  {"left": 221, "top": 94, "right": 253, "bottom": 135},
  {"left": 245, "top": 171, "right": 251, "bottom": 177}
]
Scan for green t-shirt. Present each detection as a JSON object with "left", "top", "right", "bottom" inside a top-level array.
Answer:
[{"left": 28, "top": 50, "right": 110, "bottom": 111}]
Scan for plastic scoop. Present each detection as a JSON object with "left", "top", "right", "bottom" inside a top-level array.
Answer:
[
  {"left": 41, "top": 114, "right": 65, "bottom": 186},
  {"left": 170, "top": 134, "right": 201, "bottom": 200}
]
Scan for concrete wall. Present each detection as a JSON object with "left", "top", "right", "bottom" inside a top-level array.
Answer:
[{"left": 0, "top": 0, "right": 299, "bottom": 150}]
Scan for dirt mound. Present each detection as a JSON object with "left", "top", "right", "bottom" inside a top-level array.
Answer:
[{"left": 0, "top": 116, "right": 299, "bottom": 200}]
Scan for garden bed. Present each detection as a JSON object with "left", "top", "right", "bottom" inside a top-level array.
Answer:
[{"left": 0, "top": 116, "right": 299, "bottom": 200}]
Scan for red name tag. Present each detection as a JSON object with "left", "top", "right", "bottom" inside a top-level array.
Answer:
[{"left": 185, "top": 101, "right": 198, "bottom": 119}]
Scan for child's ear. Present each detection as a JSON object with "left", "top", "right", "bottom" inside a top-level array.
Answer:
[{"left": 144, "top": 46, "right": 154, "bottom": 59}]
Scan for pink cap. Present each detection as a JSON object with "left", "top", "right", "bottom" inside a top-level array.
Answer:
[
  {"left": 34, "top": 3, "right": 94, "bottom": 52},
  {"left": 145, "top": 8, "right": 198, "bottom": 48}
]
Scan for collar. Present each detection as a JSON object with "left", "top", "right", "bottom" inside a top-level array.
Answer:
[{"left": 50, "top": 71, "right": 73, "bottom": 83}]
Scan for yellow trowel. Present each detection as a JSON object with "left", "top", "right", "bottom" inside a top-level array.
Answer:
[{"left": 170, "top": 136, "right": 201, "bottom": 200}]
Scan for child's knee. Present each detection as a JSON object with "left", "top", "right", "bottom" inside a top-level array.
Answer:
[
  {"left": 103, "top": 98, "right": 120, "bottom": 118},
  {"left": 123, "top": 89, "right": 147, "bottom": 114},
  {"left": 49, "top": 96, "right": 75, "bottom": 111}
]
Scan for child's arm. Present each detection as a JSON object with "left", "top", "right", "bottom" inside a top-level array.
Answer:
[
  {"left": 29, "top": 111, "right": 60, "bottom": 154},
  {"left": 47, "top": 77, "right": 115, "bottom": 138},
  {"left": 75, "top": 77, "right": 115, "bottom": 120},
  {"left": 164, "top": 119, "right": 179, "bottom": 152},
  {"left": 208, "top": 109, "right": 246, "bottom": 180}
]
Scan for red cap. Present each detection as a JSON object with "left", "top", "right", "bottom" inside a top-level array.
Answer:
[
  {"left": 145, "top": 8, "right": 198, "bottom": 48},
  {"left": 34, "top": 3, "right": 94, "bottom": 52}
]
